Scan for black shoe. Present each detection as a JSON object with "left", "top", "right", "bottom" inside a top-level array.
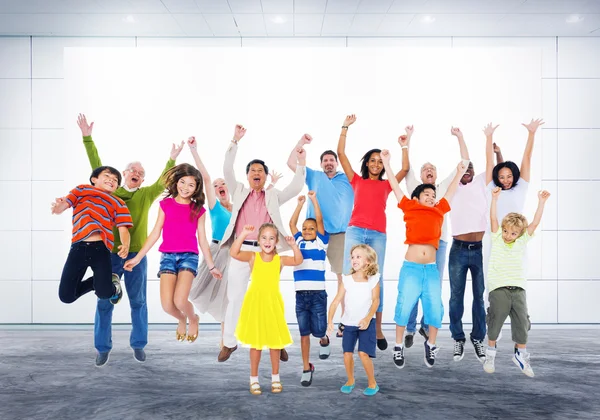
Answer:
[
  {"left": 424, "top": 341, "right": 439, "bottom": 368},
  {"left": 418, "top": 326, "right": 429, "bottom": 341},
  {"left": 133, "top": 348, "right": 146, "bottom": 363},
  {"left": 95, "top": 351, "right": 110, "bottom": 367},
  {"left": 471, "top": 337, "right": 486, "bottom": 363},
  {"left": 109, "top": 274, "right": 123, "bottom": 305},
  {"left": 377, "top": 337, "right": 388, "bottom": 351},
  {"left": 300, "top": 363, "right": 315, "bottom": 387},
  {"left": 453, "top": 340, "right": 465, "bottom": 362},
  {"left": 405, "top": 332, "right": 415, "bottom": 348},
  {"left": 392, "top": 346, "right": 405, "bottom": 369}
]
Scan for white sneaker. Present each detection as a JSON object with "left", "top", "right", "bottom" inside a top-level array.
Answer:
[
  {"left": 483, "top": 348, "right": 496, "bottom": 374},
  {"left": 453, "top": 340, "right": 465, "bottom": 362},
  {"left": 513, "top": 350, "right": 535, "bottom": 378}
]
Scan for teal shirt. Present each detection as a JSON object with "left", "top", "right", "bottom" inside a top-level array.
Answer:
[{"left": 209, "top": 201, "right": 232, "bottom": 242}]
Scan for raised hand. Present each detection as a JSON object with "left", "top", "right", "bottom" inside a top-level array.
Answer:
[
  {"left": 457, "top": 161, "right": 467, "bottom": 173},
  {"left": 284, "top": 236, "right": 296, "bottom": 247},
  {"left": 493, "top": 142, "right": 501, "bottom": 153},
  {"left": 77, "top": 113, "right": 94, "bottom": 137},
  {"left": 50, "top": 197, "right": 66, "bottom": 214},
  {"left": 538, "top": 190, "right": 551, "bottom": 202},
  {"left": 296, "top": 147, "right": 306, "bottom": 162},
  {"left": 483, "top": 122, "right": 499, "bottom": 137},
  {"left": 307, "top": 190, "right": 316, "bottom": 201},
  {"left": 297, "top": 195, "right": 306, "bottom": 205},
  {"left": 170, "top": 141, "right": 184, "bottom": 160},
  {"left": 398, "top": 134, "right": 409, "bottom": 147},
  {"left": 380, "top": 149, "right": 391, "bottom": 164},
  {"left": 242, "top": 225, "right": 255, "bottom": 235},
  {"left": 210, "top": 267, "right": 223, "bottom": 280},
  {"left": 187, "top": 136, "right": 197, "bottom": 150},
  {"left": 298, "top": 133, "right": 312, "bottom": 145},
  {"left": 522, "top": 118, "right": 544, "bottom": 133},
  {"left": 269, "top": 171, "right": 283, "bottom": 186},
  {"left": 491, "top": 186, "right": 502, "bottom": 199},
  {"left": 233, "top": 124, "right": 246, "bottom": 142},
  {"left": 405, "top": 125, "right": 414, "bottom": 138},
  {"left": 343, "top": 114, "right": 357, "bottom": 127},
  {"left": 450, "top": 126, "right": 463, "bottom": 138}
]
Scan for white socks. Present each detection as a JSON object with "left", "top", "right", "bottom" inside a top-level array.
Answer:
[
  {"left": 271, "top": 374, "right": 280, "bottom": 383},
  {"left": 250, "top": 376, "right": 259, "bottom": 384}
]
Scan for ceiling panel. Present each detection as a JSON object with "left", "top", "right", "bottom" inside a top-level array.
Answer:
[
  {"left": 234, "top": 13, "right": 267, "bottom": 35},
  {"left": 421, "top": 0, "right": 525, "bottom": 14},
  {"left": 387, "top": 0, "right": 429, "bottom": 13},
  {"left": 228, "top": 0, "right": 262, "bottom": 13},
  {"left": 321, "top": 13, "right": 355, "bottom": 35},
  {"left": 193, "top": 0, "right": 231, "bottom": 13},
  {"left": 261, "top": 0, "right": 294, "bottom": 14},
  {"left": 293, "top": 13, "right": 323, "bottom": 35},
  {"left": 203, "top": 13, "right": 239, "bottom": 35},
  {"left": 171, "top": 14, "right": 213, "bottom": 35},
  {"left": 377, "top": 13, "right": 414, "bottom": 34},
  {"left": 499, "top": 13, "right": 600, "bottom": 36},
  {"left": 160, "top": 0, "right": 200, "bottom": 13},
  {"left": 326, "top": 0, "right": 361, "bottom": 14},
  {"left": 356, "top": 0, "right": 394, "bottom": 13},
  {"left": 516, "top": 0, "right": 590, "bottom": 14},
  {"left": 92, "top": 0, "right": 168, "bottom": 14},
  {"left": 264, "top": 14, "right": 294, "bottom": 35},
  {"left": 349, "top": 14, "right": 386, "bottom": 35},
  {"left": 294, "top": 0, "right": 327, "bottom": 14}
]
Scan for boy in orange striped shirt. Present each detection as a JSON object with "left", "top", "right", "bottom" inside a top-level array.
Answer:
[{"left": 52, "top": 166, "right": 133, "bottom": 305}]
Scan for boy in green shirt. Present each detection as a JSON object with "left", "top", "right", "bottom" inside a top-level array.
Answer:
[{"left": 77, "top": 114, "right": 182, "bottom": 366}]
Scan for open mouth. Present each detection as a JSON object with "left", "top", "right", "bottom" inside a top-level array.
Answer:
[
  {"left": 218, "top": 187, "right": 226, "bottom": 197},
  {"left": 131, "top": 176, "right": 139, "bottom": 183}
]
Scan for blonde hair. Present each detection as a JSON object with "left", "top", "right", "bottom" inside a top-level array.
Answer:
[
  {"left": 258, "top": 223, "right": 279, "bottom": 243},
  {"left": 349, "top": 244, "right": 379, "bottom": 277},
  {"left": 501, "top": 212, "right": 528, "bottom": 237}
]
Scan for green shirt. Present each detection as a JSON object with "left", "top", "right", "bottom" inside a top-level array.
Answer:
[
  {"left": 83, "top": 135, "right": 175, "bottom": 253},
  {"left": 487, "top": 230, "right": 533, "bottom": 292}
]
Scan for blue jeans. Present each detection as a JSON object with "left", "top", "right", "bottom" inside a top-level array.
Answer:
[
  {"left": 407, "top": 239, "right": 447, "bottom": 333},
  {"left": 342, "top": 226, "right": 386, "bottom": 313},
  {"left": 295, "top": 290, "right": 328, "bottom": 338},
  {"left": 448, "top": 239, "right": 486, "bottom": 341},
  {"left": 94, "top": 252, "right": 148, "bottom": 353}
]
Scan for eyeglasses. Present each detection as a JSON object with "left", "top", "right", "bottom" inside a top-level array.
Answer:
[{"left": 127, "top": 168, "right": 145, "bottom": 177}]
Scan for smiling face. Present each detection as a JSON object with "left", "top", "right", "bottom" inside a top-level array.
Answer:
[
  {"left": 320, "top": 153, "right": 338, "bottom": 176},
  {"left": 417, "top": 187, "right": 436, "bottom": 207},
  {"left": 301, "top": 219, "right": 317, "bottom": 241},
  {"left": 461, "top": 162, "right": 475, "bottom": 184},
  {"left": 351, "top": 247, "right": 369, "bottom": 272},
  {"left": 123, "top": 162, "right": 145, "bottom": 189},
  {"left": 502, "top": 225, "right": 523, "bottom": 244},
  {"left": 247, "top": 163, "right": 267, "bottom": 190},
  {"left": 258, "top": 226, "right": 278, "bottom": 254},
  {"left": 176, "top": 175, "right": 198, "bottom": 200},
  {"left": 367, "top": 152, "right": 383, "bottom": 178},
  {"left": 498, "top": 167, "right": 514, "bottom": 190},
  {"left": 420, "top": 163, "right": 437, "bottom": 184},
  {"left": 213, "top": 178, "right": 229, "bottom": 202},
  {"left": 92, "top": 169, "right": 119, "bottom": 193}
]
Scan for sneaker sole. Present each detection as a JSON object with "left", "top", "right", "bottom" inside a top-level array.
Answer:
[
  {"left": 133, "top": 354, "right": 146, "bottom": 363},
  {"left": 393, "top": 362, "right": 405, "bottom": 370},
  {"left": 512, "top": 356, "right": 535, "bottom": 377},
  {"left": 95, "top": 353, "right": 110, "bottom": 368},
  {"left": 453, "top": 353, "right": 465, "bottom": 362},
  {"left": 484, "top": 365, "right": 495, "bottom": 374},
  {"left": 424, "top": 356, "right": 434, "bottom": 368}
]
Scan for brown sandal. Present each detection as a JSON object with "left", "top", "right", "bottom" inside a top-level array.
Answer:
[
  {"left": 249, "top": 382, "right": 262, "bottom": 395},
  {"left": 271, "top": 381, "right": 283, "bottom": 394}
]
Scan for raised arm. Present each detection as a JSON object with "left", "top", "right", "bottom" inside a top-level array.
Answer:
[
  {"left": 124, "top": 208, "right": 165, "bottom": 271},
  {"left": 197, "top": 212, "right": 222, "bottom": 279},
  {"left": 78, "top": 113, "right": 102, "bottom": 169},
  {"left": 451, "top": 126, "right": 470, "bottom": 160},
  {"left": 287, "top": 134, "right": 312, "bottom": 172},
  {"left": 277, "top": 147, "right": 306, "bottom": 204},
  {"left": 327, "top": 282, "right": 346, "bottom": 336},
  {"left": 483, "top": 122, "right": 499, "bottom": 185},
  {"left": 289, "top": 195, "right": 305, "bottom": 235},
  {"left": 337, "top": 114, "right": 357, "bottom": 182},
  {"left": 223, "top": 124, "right": 247, "bottom": 192},
  {"left": 443, "top": 161, "right": 468, "bottom": 202},
  {"left": 280, "top": 236, "right": 304, "bottom": 267},
  {"left": 493, "top": 142, "right": 504, "bottom": 164},
  {"left": 188, "top": 136, "right": 216, "bottom": 210},
  {"left": 229, "top": 224, "right": 255, "bottom": 262},
  {"left": 520, "top": 118, "right": 544, "bottom": 183},
  {"left": 381, "top": 149, "right": 405, "bottom": 203},
  {"left": 527, "top": 190, "right": 550, "bottom": 236},
  {"left": 490, "top": 187, "right": 501, "bottom": 233},
  {"left": 50, "top": 197, "right": 70, "bottom": 215},
  {"left": 395, "top": 126, "right": 413, "bottom": 182},
  {"left": 145, "top": 143, "right": 181, "bottom": 201},
  {"left": 307, "top": 191, "right": 325, "bottom": 235}
]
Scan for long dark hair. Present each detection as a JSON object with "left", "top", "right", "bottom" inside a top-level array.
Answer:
[
  {"left": 492, "top": 161, "right": 520, "bottom": 190},
  {"left": 360, "top": 148, "right": 385, "bottom": 180},
  {"left": 162, "top": 163, "right": 205, "bottom": 220}
]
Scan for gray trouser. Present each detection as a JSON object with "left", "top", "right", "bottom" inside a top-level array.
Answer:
[{"left": 486, "top": 287, "right": 531, "bottom": 344}]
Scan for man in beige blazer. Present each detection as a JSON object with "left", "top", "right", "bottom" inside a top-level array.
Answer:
[{"left": 218, "top": 124, "right": 306, "bottom": 362}]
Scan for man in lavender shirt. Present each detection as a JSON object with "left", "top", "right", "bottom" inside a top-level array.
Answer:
[{"left": 217, "top": 124, "right": 306, "bottom": 362}]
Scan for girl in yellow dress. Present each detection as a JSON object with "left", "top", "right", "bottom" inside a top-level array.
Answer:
[{"left": 230, "top": 223, "right": 303, "bottom": 395}]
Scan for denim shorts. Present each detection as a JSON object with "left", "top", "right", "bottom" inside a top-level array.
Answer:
[
  {"left": 342, "top": 318, "right": 376, "bottom": 358},
  {"left": 295, "top": 290, "right": 328, "bottom": 338},
  {"left": 158, "top": 252, "right": 199, "bottom": 277}
]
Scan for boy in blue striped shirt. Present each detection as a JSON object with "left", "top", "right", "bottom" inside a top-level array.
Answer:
[{"left": 290, "top": 191, "right": 330, "bottom": 387}]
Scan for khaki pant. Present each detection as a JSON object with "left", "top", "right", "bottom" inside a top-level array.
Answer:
[{"left": 486, "top": 287, "right": 531, "bottom": 344}]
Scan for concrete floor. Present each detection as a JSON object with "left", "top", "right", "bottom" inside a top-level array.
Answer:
[{"left": 0, "top": 327, "right": 599, "bottom": 420}]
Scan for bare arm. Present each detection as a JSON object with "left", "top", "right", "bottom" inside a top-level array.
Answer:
[
  {"left": 286, "top": 134, "right": 312, "bottom": 172},
  {"left": 277, "top": 148, "right": 306, "bottom": 204},
  {"left": 520, "top": 118, "right": 544, "bottom": 183},
  {"left": 358, "top": 283, "right": 381, "bottom": 330},
  {"left": 289, "top": 196, "right": 305, "bottom": 236},
  {"left": 451, "top": 127, "right": 470, "bottom": 160},
  {"left": 188, "top": 138, "right": 216, "bottom": 210},
  {"left": 337, "top": 115, "right": 357, "bottom": 182},
  {"left": 229, "top": 225, "right": 254, "bottom": 262},
  {"left": 381, "top": 149, "right": 405, "bottom": 203},
  {"left": 50, "top": 197, "right": 70, "bottom": 215},
  {"left": 197, "top": 213, "right": 223, "bottom": 279},
  {"left": 327, "top": 282, "right": 347, "bottom": 335},
  {"left": 280, "top": 237, "right": 303, "bottom": 267},
  {"left": 394, "top": 146, "right": 410, "bottom": 182},
  {"left": 483, "top": 123, "right": 499, "bottom": 185},
  {"left": 443, "top": 161, "right": 469, "bottom": 202},
  {"left": 308, "top": 191, "right": 325, "bottom": 235},
  {"left": 490, "top": 187, "right": 501, "bottom": 233},
  {"left": 124, "top": 208, "right": 165, "bottom": 270},
  {"left": 116, "top": 227, "right": 130, "bottom": 258},
  {"left": 223, "top": 125, "right": 247, "bottom": 194},
  {"left": 527, "top": 191, "right": 550, "bottom": 235},
  {"left": 494, "top": 143, "right": 504, "bottom": 164}
]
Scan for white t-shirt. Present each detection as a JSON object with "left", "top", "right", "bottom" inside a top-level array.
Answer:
[
  {"left": 405, "top": 159, "right": 470, "bottom": 242},
  {"left": 486, "top": 179, "right": 529, "bottom": 224},
  {"left": 450, "top": 173, "right": 488, "bottom": 236},
  {"left": 340, "top": 274, "right": 380, "bottom": 327}
]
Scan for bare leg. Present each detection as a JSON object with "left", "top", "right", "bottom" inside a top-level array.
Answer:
[
  {"left": 343, "top": 352, "right": 355, "bottom": 386},
  {"left": 395, "top": 325, "right": 406, "bottom": 344},
  {"left": 359, "top": 351, "right": 377, "bottom": 388},
  {"left": 428, "top": 326, "right": 438, "bottom": 345},
  {"left": 301, "top": 336, "right": 311, "bottom": 371},
  {"left": 160, "top": 274, "right": 186, "bottom": 334},
  {"left": 269, "top": 349, "right": 281, "bottom": 375},
  {"left": 173, "top": 271, "right": 198, "bottom": 336},
  {"left": 250, "top": 348, "right": 262, "bottom": 377},
  {"left": 376, "top": 312, "right": 385, "bottom": 340},
  {"left": 488, "top": 339, "right": 497, "bottom": 347}
]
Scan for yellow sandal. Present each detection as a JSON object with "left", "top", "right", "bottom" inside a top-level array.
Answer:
[
  {"left": 249, "top": 382, "right": 262, "bottom": 395},
  {"left": 271, "top": 381, "right": 283, "bottom": 394}
]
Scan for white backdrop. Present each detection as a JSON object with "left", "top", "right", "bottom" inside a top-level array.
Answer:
[{"left": 61, "top": 47, "right": 542, "bottom": 323}]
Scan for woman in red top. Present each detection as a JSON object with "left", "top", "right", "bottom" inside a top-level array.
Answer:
[
  {"left": 382, "top": 148, "right": 466, "bottom": 369},
  {"left": 337, "top": 114, "right": 410, "bottom": 351}
]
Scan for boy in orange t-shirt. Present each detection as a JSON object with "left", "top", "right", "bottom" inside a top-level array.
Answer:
[{"left": 381, "top": 149, "right": 467, "bottom": 369}]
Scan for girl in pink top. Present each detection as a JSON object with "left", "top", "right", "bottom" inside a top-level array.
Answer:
[
  {"left": 337, "top": 114, "right": 410, "bottom": 350},
  {"left": 125, "top": 163, "right": 222, "bottom": 344}
]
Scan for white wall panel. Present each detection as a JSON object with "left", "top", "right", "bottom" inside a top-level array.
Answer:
[
  {"left": 558, "top": 37, "right": 600, "bottom": 78},
  {"left": 541, "top": 230, "right": 558, "bottom": 280},
  {"left": 242, "top": 37, "right": 346, "bottom": 47},
  {"left": 558, "top": 79, "right": 600, "bottom": 128},
  {"left": 32, "top": 230, "right": 72, "bottom": 280},
  {"left": 0, "top": 79, "right": 31, "bottom": 128},
  {"left": 0, "top": 129, "right": 31, "bottom": 180},
  {"left": 557, "top": 231, "right": 599, "bottom": 280},
  {"left": 0, "top": 231, "right": 32, "bottom": 281},
  {"left": 136, "top": 38, "right": 240, "bottom": 47},
  {"left": 31, "top": 181, "right": 71, "bottom": 231},
  {"left": 541, "top": 129, "right": 557, "bottom": 180},
  {"left": 31, "top": 129, "right": 66, "bottom": 180},
  {"left": 557, "top": 129, "right": 600, "bottom": 180},
  {"left": 557, "top": 181, "right": 600, "bottom": 230},
  {"left": 0, "top": 281, "right": 32, "bottom": 323},
  {"left": 0, "top": 36, "right": 31, "bottom": 78},
  {"left": 32, "top": 79, "right": 65, "bottom": 129},
  {"left": 0, "top": 181, "right": 31, "bottom": 230},
  {"left": 347, "top": 37, "right": 452, "bottom": 47},
  {"left": 32, "top": 280, "right": 95, "bottom": 323},
  {"left": 558, "top": 280, "right": 600, "bottom": 323},
  {"left": 527, "top": 280, "right": 557, "bottom": 323},
  {"left": 542, "top": 78, "right": 558, "bottom": 129},
  {"left": 541, "top": 180, "right": 558, "bottom": 231}
]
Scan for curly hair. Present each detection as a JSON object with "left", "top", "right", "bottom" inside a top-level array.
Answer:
[
  {"left": 162, "top": 163, "right": 205, "bottom": 220},
  {"left": 350, "top": 244, "right": 379, "bottom": 277},
  {"left": 501, "top": 212, "right": 528, "bottom": 237},
  {"left": 360, "top": 149, "right": 385, "bottom": 180}
]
